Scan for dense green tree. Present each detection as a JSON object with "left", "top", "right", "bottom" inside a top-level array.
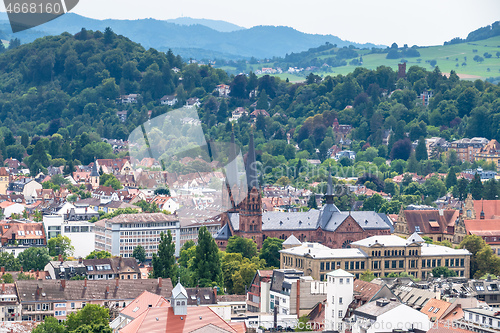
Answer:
[
  {"left": 47, "top": 235, "right": 74, "bottom": 258},
  {"left": 226, "top": 236, "right": 257, "bottom": 259},
  {"left": 2, "top": 273, "right": 13, "bottom": 283},
  {"left": 18, "top": 247, "right": 51, "bottom": 271},
  {"left": 66, "top": 304, "right": 110, "bottom": 332},
  {"left": 470, "top": 173, "right": 483, "bottom": 200},
  {"left": 178, "top": 240, "right": 196, "bottom": 268},
  {"left": 360, "top": 270, "right": 376, "bottom": 282},
  {"left": 483, "top": 178, "right": 498, "bottom": 200},
  {"left": 259, "top": 237, "right": 283, "bottom": 268},
  {"left": 415, "top": 137, "right": 428, "bottom": 161},
  {"left": 0, "top": 252, "right": 21, "bottom": 271},
  {"left": 152, "top": 231, "right": 177, "bottom": 280},
  {"left": 85, "top": 250, "right": 112, "bottom": 259},
  {"left": 307, "top": 193, "right": 318, "bottom": 209},
  {"left": 445, "top": 167, "right": 458, "bottom": 189},
  {"left": 431, "top": 266, "right": 457, "bottom": 278},
  {"left": 132, "top": 245, "right": 146, "bottom": 263},
  {"left": 32, "top": 316, "right": 66, "bottom": 333},
  {"left": 192, "top": 226, "right": 222, "bottom": 287}
]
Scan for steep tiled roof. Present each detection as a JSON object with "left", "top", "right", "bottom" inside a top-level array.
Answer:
[
  {"left": 120, "top": 290, "right": 169, "bottom": 320},
  {"left": 353, "top": 280, "right": 382, "bottom": 302},
  {"left": 402, "top": 210, "right": 459, "bottom": 234},
  {"left": 420, "top": 298, "right": 452, "bottom": 320},
  {"left": 464, "top": 219, "right": 500, "bottom": 237},
  {"left": 472, "top": 200, "right": 500, "bottom": 219}
]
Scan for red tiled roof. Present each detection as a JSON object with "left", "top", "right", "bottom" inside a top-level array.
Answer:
[
  {"left": 464, "top": 219, "right": 500, "bottom": 237},
  {"left": 403, "top": 210, "right": 459, "bottom": 234},
  {"left": 121, "top": 305, "right": 239, "bottom": 333},
  {"left": 420, "top": 298, "right": 452, "bottom": 320},
  {"left": 120, "top": 290, "right": 169, "bottom": 320},
  {"left": 472, "top": 200, "right": 500, "bottom": 219},
  {"left": 353, "top": 280, "right": 382, "bottom": 302}
]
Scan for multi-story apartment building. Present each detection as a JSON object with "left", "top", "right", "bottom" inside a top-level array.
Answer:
[
  {"left": 280, "top": 234, "right": 471, "bottom": 280},
  {"left": 449, "top": 137, "right": 489, "bottom": 163},
  {"left": 0, "top": 283, "right": 21, "bottom": 321},
  {"left": 475, "top": 139, "right": 500, "bottom": 171},
  {"left": 16, "top": 278, "right": 173, "bottom": 322},
  {"left": 247, "top": 270, "right": 273, "bottom": 313},
  {"left": 94, "top": 213, "right": 180, "bottom": 258}
]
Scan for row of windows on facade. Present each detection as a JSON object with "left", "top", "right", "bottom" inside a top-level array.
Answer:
[
  {"left": 371, "top": 249, "right": 419, "bottom": 257},
  {"left": 120, "top": 245, "right": 158, "bottom": 250},
  {"left": 468, "top": 313, "right": 500, "bottom": 328},
  {"left": 119, "top": 238, "right": 172, "bottom": 243},
  {"left": 118, "top": 222, "right": 177, "bottom": 228},
  {"left": 311, "top": 258, "right": 466, "bottom": 272}
]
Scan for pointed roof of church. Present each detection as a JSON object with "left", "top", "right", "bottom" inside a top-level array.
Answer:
[
  {"left": 214, "top": 222, "right": 232, "bottom": 240},
  {"left": 90, "top": 160, "right": 99, "bottom": 177},
  {"left": 245, "top": 132, "right": 259, "bottom": 189},
  {"left": 318, "top": 168, "right": 340, "bottom": 229},
  {"left": 283, "top": 234, "right": 301, "bottom": 245}
]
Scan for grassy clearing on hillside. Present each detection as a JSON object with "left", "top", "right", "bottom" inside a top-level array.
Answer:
[{"left": 216, "top": 36, "right": 500, "bottom": 81}]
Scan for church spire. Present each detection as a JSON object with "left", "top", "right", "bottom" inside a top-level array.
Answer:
[
  {"left": 324, "top": 167, "right": 334, "bottom": 205},
  {"left": 246, "top": 131, "right": 259, "bottom": 189}
]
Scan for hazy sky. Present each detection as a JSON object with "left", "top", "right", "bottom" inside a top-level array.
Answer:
[{"left": 7, "top": 0, "right": 500, "bottom": 46}]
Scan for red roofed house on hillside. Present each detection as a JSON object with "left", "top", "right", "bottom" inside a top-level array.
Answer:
[
  {"left": 0, "top": 167, "right": 9, "bottom": 195},
  {"left": 474, "top": 139, "right": 500, "bottom": 171}
]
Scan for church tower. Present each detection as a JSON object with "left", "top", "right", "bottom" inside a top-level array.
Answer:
[
  {"left": 90, "top": 160, "right": 100, "bottom": 190},
  {"left": 238, "top": 132, "right": 263, "bottom": 247}
]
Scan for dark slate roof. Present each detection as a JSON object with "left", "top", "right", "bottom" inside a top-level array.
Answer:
[
  {"left": 262, "top": 211, "right": 320, "bottom": 231},
  {"left": 214, "top": 223, "right": 232, "bottom": 241},
  {"left": 16, "top": 278, "right": 173, "bottom": 302}
]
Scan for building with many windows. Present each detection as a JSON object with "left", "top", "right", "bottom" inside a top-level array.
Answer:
[
  {"left": 94, "top": 213, "right": 180, "bottom": 258},
  {"left": 280, "top": 233, "right": 471, "bottom": 280}
]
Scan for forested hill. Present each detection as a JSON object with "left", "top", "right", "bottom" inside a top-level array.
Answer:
[
  {"left": 0, "top": 28, "right": 500, "bottom": 185},
  {"left": 0, "top": 12, "right": 381, "bottom": 60}
]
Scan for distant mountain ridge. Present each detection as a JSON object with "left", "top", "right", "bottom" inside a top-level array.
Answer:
[
  {"left": 165, "top": 17, "right": 244, "bottom": 32},
  {"left": 0, "top": 12, "right": 383, "bottom": 59}
]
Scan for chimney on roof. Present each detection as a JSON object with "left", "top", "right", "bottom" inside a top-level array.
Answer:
[
  {"left": 61, "top": 280, "right": 66, "bottom": 289},
  {"left": 36, "top": 269, "right": 39, "bottom": 279},
  {"left": 78, "top": 257, "right": 83, "bottom": 264},
  {"left": 158, "top": 277, "right": 162, "bottom": 288},
  {"left": 106, "top": 286, "right": 109, "bottom": 294},
  {"left": 213, "top": 287, "right": 217, "bottom": 298},
  {"left": 58, "top": 254, "right": 63, "bottom": 262},
  {"left": 1, "top": 267, "right": 4, "bottom": 274},
  {"left": 481, "top": 199, "right": 485, "bottom": 220},
  {"left": 1, "top": 283, "right": 5, "bottom": 293},
  {"left": 84, "top": 279, "right": 87, "bottom": 289},
  {"left": 20, "top": 266, "right": 23, "bottom": 273},
  {"left": 36, "top": 285, "right": 40, "bottom": 296},
  {"left": 115, "top": 278, "right": 119, "bottom": 289}
]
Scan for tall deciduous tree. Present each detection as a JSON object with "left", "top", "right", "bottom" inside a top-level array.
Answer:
[
  {"left": 469, "top": 173, "right": 483, "bottom": 200},
  {"left": 192, "top": 226, "right": 221, "bottom": 287},
  {"left": 415, "top": 137, "right": 428, "bottom": 161},
  {"left": 66, "top": 304, "right": 110, "bottom": 332},
  {"left": 259, "top": 237, "right": 283, "bottom": 268},
  {"left": 132, "top": 245, "right": 146, "bottom": 263},
  {"left": 0, "top": 252, "right": 21, "bottom": 271},
  {"left": 18, "top": 247, "right": 51, "bottom": 271},
  {"left": 226, "top": 236, "right": 257, "bottom": 259},
  {"left": 47, "top": 234, "right": 74, "bottom": 258},
  {"left": 152, "top": 231, "right": 177, "bottom": 280}
]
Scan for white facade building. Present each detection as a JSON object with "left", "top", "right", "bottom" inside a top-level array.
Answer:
[
  {"left": 325, "top": 269, "right": 354, "bottom": 332},
  {"left": 43, "top": 215, "right": 95, "bottom": 258}
]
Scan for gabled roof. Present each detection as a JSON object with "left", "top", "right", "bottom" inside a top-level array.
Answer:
[
  {"left": 327, "top": 269, "right": 354, "bottom": 277},
  {"left": 214, "top": 223, "right": 232, "bottom": 241},
  {"left": 464, "top": 219, "right": 500, "bottom": 237},
  {"left": 120, "top": 290, "right": 169, "bottom": 320},
  {"left": 402, "top": 209, "right": 459, "bottom": 235},
  {"left": 353, "top": 280, "right": 383, "bottom": 302},
  {"left": 420, "top": 298, "right": 452, "bottom": 320},
  {"left": 120, "top": 304, "right": 240, "bottom": 333},
  {"left": 407, "top": 232, "right": 425, "bottom": 244},
  {"left": 172, "top": 282, "right": 188, "bottom": 299},
  {"left": 283, "top": 234, "right": 301, "bottom": 245}
]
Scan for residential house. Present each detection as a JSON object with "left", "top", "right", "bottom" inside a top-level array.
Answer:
[
  {"left": 246, "top": 270, "right": 273, "bottom": 313},
  {"left": 475, "top": 139, "right": 500, "bottom": 171},
  {"left": 449, "top": 137, "right": 489, "bottom": 163},
  {"left": 44, "top": 259, "right": 87, "bottom": 280},
  {"left": 0, "top": 167, "right": 9, "bottom": 195},
  {"left": 0, "top": 220, "right": 46, "bottom": 257},
  {"left": 117, "top": 111, "right": 128, "bottom": 122},
  {"left": 16, "top": 278, "right": 173, "bottom": 322},
  {"left": 351, "top": 298, "right": 430, "bottom": 333},
  {"left": 216, "top": 84, "right": 231, "bottom": 97},
  {"left": 117, "top": 94, "right": 139, "bottom": 104},
  {"left": 92, "top": 186, "right": 120, "bottom": 204},
  {"left": 250, "top": 109, "right": 270, "bottom": 120},
  {"left": 334, "top": 150, "right": 356, "bottom": 160},
  {"left": 325, "top": 269, "right": 354, "bottom": 332},
  {"left": 185, "top": 98, "right": 200, "bottom": 108},
  {"left": 96, "top": 158, "right": 133, "bottom": 175},
  {"left": 0, "top": 201, "right": 25, "bottom": 218},
  {"left": 230, "top": 107, "right": 247, "bottom": 122},
  {"left": 150, "top": 195, "right": 179, "bottom": 213},
  {"left": 0, "top": 283, "right": 21, "bottom": 321},
  {"left": 160, "top": 95, "right": 177, "bottom": 106},
  {"left": 332, "top": 118, "right": 353, "bottom": 142}
]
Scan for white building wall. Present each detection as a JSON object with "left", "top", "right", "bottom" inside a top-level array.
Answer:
[
  {"left": 366, "top": 305, "right": 430, "bottom": 333},
  {"left": 325, "top": 270, "right": 354, "bottom": 332}
]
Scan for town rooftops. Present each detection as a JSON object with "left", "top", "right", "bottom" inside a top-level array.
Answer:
[
  {"left": 353, "top": 298, "right": 402, "bottom": 319},
  {"left": 16, "top": 278, "right": 173, "bottom": 303},
  {"left": 120, "top": 290, "right": 169, "bottom": 320}
]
